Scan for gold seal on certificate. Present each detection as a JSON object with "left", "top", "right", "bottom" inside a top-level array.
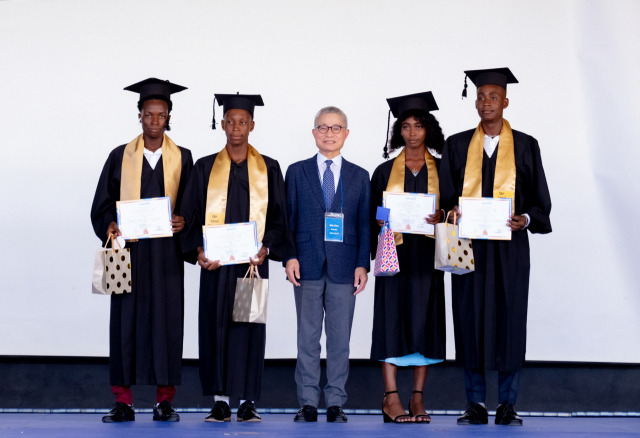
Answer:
[
  {"left": 116, "top": 197, "right": 173, "bottom": 240},
  {"left": 203, "top": 221, "right": 259, "bottom": 266},
  {"left": 383, "top": 191, "right": 437, "bottom": 236},
  {"left": 458, "top": 197, "right": 512, "bottom": 240}
]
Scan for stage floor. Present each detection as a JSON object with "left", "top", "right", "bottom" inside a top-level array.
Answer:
[{"left": 1, "top": 413, "right": 639, "bottom": 437}]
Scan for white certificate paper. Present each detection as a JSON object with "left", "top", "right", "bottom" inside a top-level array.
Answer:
[
  {"left": 383, "top": 191, "right": 437, "bottom": 236},
  {"left": 117, "top": 197, "right": 173, "bottom": 240},
  {"left": 203, "top": 222, "right": 259, "bottom": 266},
  {"left": 458, "top": 197, "right": 512, "bottom": 240}
]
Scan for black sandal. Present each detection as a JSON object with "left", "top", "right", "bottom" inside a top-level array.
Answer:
[
  {"left": 382, "top": 390, "right": 412, "bottom": 423},
  {"left": 408, "top": 390, "right": 431, "bottom": 424}
]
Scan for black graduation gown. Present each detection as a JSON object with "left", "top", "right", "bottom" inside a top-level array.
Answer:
[
  {"left": 90, "top": 144, "right": 193, "bottom": 386},
  {"left": 369, "top": 159, "right": 446, "bottom": 361},
  {"left": 439, "top": 128, "right": 552, "bottom": 372},
  {"left": 179, "top": 152, "right": 290, "bottom": 400}
]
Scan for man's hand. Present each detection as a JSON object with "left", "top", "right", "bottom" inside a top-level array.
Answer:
[
  {"left": 353, "top": 267, "right": 368, "bottom": 295},
  {"left": 107, "top": 221, "right": 121, "bottom": 238},
  {"left": 285, "top": 259, "right": 301, "bottom": 287},
  {"left": 197, "top": 246, "right": 221, "bottom": 271},
  {"left": 250, "top": 246, "right": 268, "bottom": 266},
  {"left": 171, "top": 214, "right": 185, "bottom": 233},
  {"left": 447, "top": 206, "right": 461, "bottom": 223},
  {"left": 508, "top": 215, "right": 527, "bottom": 231}
]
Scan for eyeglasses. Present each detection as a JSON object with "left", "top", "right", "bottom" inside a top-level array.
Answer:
[{"left": 315, "top": 124, "right": 344, "bottom": 134}]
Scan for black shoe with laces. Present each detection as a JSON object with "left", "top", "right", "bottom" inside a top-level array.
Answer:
[
  {"left": 293, "top": 405, "right": 318, "bottom": 422},
  {"left": 205, "top": 400, "right": 231, "bottom": 422},
  {"left": 495, "top": 403, "right": 523, "bottom": 426},
  {"left": 102, "top": 402, "right": 135, "bottom": 423},
  {"left": 326, "top": 406, "right": 347, "bottom": 423},
  {"left": 457, "top": 402, "right": 488, "bottom": 425},
  {"left": 153, "top": 400, "right": 179, "bottom": 422},
  {"left": 237, "top": 400, "right": 262, "bottom": 422}
]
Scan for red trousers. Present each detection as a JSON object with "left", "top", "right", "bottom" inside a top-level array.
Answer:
[{"left": 111, "top": 385, "right": 176, "bottom": 405}]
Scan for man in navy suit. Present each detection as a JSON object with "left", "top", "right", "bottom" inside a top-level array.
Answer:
[{"left": 285, "top": 106, "right": 371, "bottom": 423}]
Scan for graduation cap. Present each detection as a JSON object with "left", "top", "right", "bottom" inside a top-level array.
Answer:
[
  {"left": 123, "top": 78, "right": 187, "bottom": 107},
  {"left": 211, "top": 93, "right": 264, "bottom": 130},
  {"left": 383, "top": 91, "right": 439, "bottom": 158},
  {"left": 461, "top": 67, "right": 518, "bottom": 98},
  {"left": 386, "top": 91, "right": 439, "bottom": 118}
]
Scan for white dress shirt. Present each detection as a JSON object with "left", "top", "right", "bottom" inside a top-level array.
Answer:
[
  {"left": 144, "top": 147, "right": 162, "bottom": 169},
  {"left": 316, "top": 153, "right": 342, "bottom": 191}
]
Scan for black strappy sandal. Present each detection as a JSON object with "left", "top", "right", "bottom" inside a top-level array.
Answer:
[
  {"left": 408, "top": 390, "right": 431, "bottom": 424},
  {"left": 382, "top": 390, "right": 412, "bottom": 423}
]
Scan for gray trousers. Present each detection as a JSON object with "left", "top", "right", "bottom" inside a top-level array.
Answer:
[{"left": 293, "top": 273, "right": 356, "bottom": 408}]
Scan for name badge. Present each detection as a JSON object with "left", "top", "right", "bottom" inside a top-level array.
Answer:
[{"left": 324, "top": 212, "right": 344, "bottom": 242}]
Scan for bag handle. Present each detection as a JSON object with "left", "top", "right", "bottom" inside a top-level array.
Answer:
[
  {"left": 103, "top": 233, "right": 114, "bottom": 251},
  {"left": 241, "top": 265, "right": 262, "bottom": 282},
  {"left": 444, "top": 210, "right": 459, "bottom": 225}
]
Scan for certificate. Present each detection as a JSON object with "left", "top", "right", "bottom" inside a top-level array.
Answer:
[
  {"left": 203, "top": 222, "right": 259, "bottom": 266},
  {"left": 458, "top": 197, "right": 512, "bottom": 240},
  {"left": 116, "top": 197, "right": 173, "bottom": 240},
  {"left": 383, "top": 191, "right": 436, "bottom": 236}
]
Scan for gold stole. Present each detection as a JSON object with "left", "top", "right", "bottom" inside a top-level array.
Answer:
[
  {"left": 385, "top": 149, "right": 440, "bottom": 244},
  {"left": 205, "top": 145, "right": 268, "bottom": 242},
  {"left": 120, "top": 134, "right": 182, "bottom": 212},
  {"left": 462, "top": 119, "right": 516, "bottom": 213}
]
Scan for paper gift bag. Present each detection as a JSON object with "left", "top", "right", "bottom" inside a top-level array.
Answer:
[
  {"left": 374, "top": 223, "right": 400, "bottom": 277},
  {"left": 233, "top": 265, "right": 269, "bottom": 324},
  {"left": 434, "top": 212, "right": 474, "bottom": 275},
  {"left": 92, "top": 234, "right": 132, "bottom": 295}
]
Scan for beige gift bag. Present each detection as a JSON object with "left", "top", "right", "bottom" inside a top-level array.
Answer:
[
  {"left": 434, "top": 212, "right": 475, "bottom": 275},
  {"left": 233, "top": 265, "right": 269, "bottom": 324},
  {"left": 92, "top": 234, "right": 132, "bottom": 295}
]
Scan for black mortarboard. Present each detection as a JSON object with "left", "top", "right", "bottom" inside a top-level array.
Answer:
[
  {"left": 386, "top": 91, "right": 439, "bottom": 118},
  {"left": 461, "top": 67, "right": 518, "bottom": 98},
  {"left": 211, "top": 93, "right": 264, "bottom": 130},
  {"left": 124, "top": 77, "right": 187, "bottom": 104},
  {"left": 383, "top": 91, "right": 439, "bottom": 159}
]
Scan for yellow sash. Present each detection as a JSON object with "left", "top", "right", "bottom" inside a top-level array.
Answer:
[
  {"left": 462, "top": 119, "right": 516, "bottom": 213},
  {"left": 205, "top": 145, "right": 268, "bottom": 242},
  {"left": 385, "top": 149, "right": 440, "bottom": 244},
  {"left": 120, "top": 134, "right": 182, "bottom": 212}
]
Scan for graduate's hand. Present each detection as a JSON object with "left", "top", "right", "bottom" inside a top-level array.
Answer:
[
  {"left": 447, "top": 206, "right": 461, "bottom": 223},
  {"left": 106, "top": 221, "right": 121, "bottom": 237},
  {"left": 353, "top": 267, "right": 368, "bottom": 295},
  {"left": 197, "top": 246, "right": 221, "bottom": 271},
  {"left": 285, "top": 259, "right": 301, "bottom": 287},
  {"left": 425, "top": 209, "right": 444, "bottom": 225},
  {"left": 250, "top": 246, "right": 268, "bottom": 266},
  {"left": 171, "top": 214, "right": 185, "bottom": 233},
  {"left": 508, "top": 215, "right": 527, "bottom": 231}
]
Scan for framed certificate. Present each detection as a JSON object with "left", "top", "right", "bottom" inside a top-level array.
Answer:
[
  {"left": 116, "top": 197, "right": 173, "bottom": 240},
  {"left": 383, "top": 191, "right": 437, "bottom": 236},
  {"left": 203, "top": 221, "right": 259, "bottom": 266},
  {"left": 458, "top": 197, "right": 512, "bottom": 240}
]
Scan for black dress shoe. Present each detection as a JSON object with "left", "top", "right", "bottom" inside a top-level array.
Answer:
[
  {"left": 457, "top": 402, "right": 488, "bottom": 425},
  {"left": 205, "top": 401, "right": 231, "bottom": 422},
  {"left": 237, "top": 401, "right": 262, "bottom": 422},
  {"left": 326, "top": 406, "right": 347, "bottom": 423},
  {"left": 153, "top": 400, "right": 180, "bottom": 422},
  {"left": 293, "top": 405, "right": 318, "bottom": 422},
  {"left": 495, "top": 403, "right": 523, "bottom": 426},
  {"left": 102, "top": 402, "right": 135, "bottom": 423}
]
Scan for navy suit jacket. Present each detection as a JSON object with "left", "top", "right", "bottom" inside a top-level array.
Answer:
[{"left": 285, "top": 155, "right": 371, "bottom": 284}]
